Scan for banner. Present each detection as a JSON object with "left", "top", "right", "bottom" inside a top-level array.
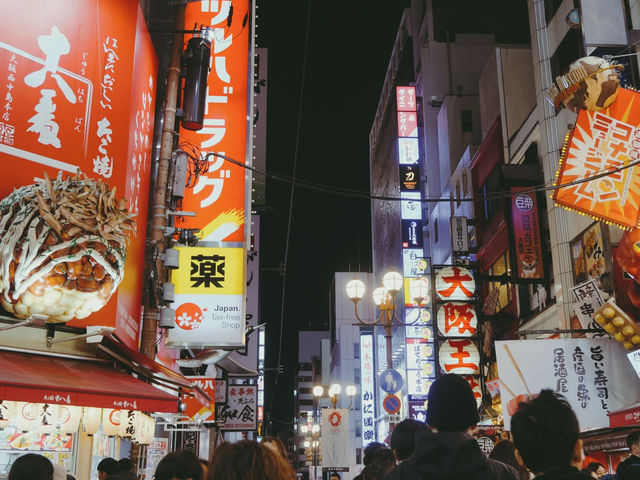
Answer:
[
  {"left": 496, "top": 339, "right": 640, "bottom": 429},
  {"left": 511, "top": 187, "right": 544, "bottom": 279},
  {"left": 176, "top": 0, "right": 251, "bottom": 242},
  {"left": 0, "top": 0, "right": 156, "bottom": 348},
  {"left": 321, "top": 408, "right": 349, "bottom": 469},
  {"left": 359, "top": 333, "right": 376, "bottom": 446},
  {"left": 181, "top": 377, "right": 215, "bottom": 422},
  {"left": 167, "top": 246, "right": 245, "bottom": 347}
]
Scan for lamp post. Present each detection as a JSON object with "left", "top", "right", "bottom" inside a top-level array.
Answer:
[{"left": 346, "top": 272, "right": 429, "bottom": 369}]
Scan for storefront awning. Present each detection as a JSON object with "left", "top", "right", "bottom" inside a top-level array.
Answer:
[
  {"left": 0, "top": 350, "right": 179, "bottom": 412},
  {"left": 98, "top": 336, "right": 211, "bottom": 407},
  {"left": 608, "top": 401, "right": 640, "bottom": 428}
]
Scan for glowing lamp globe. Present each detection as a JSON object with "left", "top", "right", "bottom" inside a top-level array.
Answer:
[
  {"left": 382, "top": 271, "right": 403, "bottom": 294},
  {"left": 312, "top": 385, "right": 324, "bottom": 397},
  {"left": 372, "top": 287, "right": 386, "bottom": 306},
  {"left": 346, "top": 385, "right": 357, "bottom": 397},
  {"left": 345, "top": 279, "right": 366, "bottom": 302}
]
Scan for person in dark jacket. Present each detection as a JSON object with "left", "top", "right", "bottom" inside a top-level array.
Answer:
[
  {"left": 511, "top": 389, "right": 592, "bottom": 480},
  {"left": 97, "top": 457, "right": 121, "bottom": 480},
  {"left": 386, "top": 374, "right": 519, "bottom": 480},
  {"left": 390, "top": 418, "right": 430, "bottom": 463},
  {"left": 118, "top": 458, "right": 137, "bottom": 480},
  {"left": 616, "top": 430, "right": 640, "bottom": 479}
]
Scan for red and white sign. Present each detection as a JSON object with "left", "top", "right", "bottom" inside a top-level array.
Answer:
[
  {"left": 511, "top": 187, "right": 544, "bottom": 279},
  {"left": 175, "top": 0, "right": 252, "bottom": 242},
  {"left": 465, "top": 376, "right": 482, "bottom": 408},
  {"left": 439, "top": 339, "right": 480, "bottom": 375},
  {"left": 435, "top": 267, "right": 476, "bottom": 301},
  {"left": 396, "top": 86, "right": 417, "bottom": 112},
  {"left": 437, "top": 302, "right": 478, "bottom": 337},
  {"left": 182, "top": 377, "right": 216, "bottom": 422},
  {"left": 397, "top": 111, "right": 418, "bottom": 137},
  {"left": 321, "top": 408, "right": 350, "bottom": 469},
  {"left": 0, "top": 0, "right": 156, "bottom": 348}
]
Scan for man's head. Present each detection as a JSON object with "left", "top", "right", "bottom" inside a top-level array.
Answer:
[
  {"left": 97, "top": 458, "right": 119, "bottom": 480},
  {"left": 511, "top": 390, "right": 582, "bottom": 475},
  {"left": 426, "top": 374, "right": 479, "bottom": 432},
  {"left": 626, "top": 430, "right": 640, "bottom": 456},
  {"left": 329, "top": 473, "right": 340, "bottom": 480},
  {"left": 119, "top": 458, "right": 132, "bottom": 472},
  {"left": 389, "top": 419, "right": 429, "bottom": 461},
  {"left": 362, "top": 442, "right": 387, "bottom": 466},
  {"left": 8, "top": 454, "right": 53, "bottom": 480}
]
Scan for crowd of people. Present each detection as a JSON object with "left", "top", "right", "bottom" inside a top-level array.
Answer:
[{"left": 6, "top": 374, "right": 640, "bottom": 480}]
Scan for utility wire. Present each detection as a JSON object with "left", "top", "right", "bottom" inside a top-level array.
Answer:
[
  {"left": 272, "top": 0, "right": 312, "bottom": 402},
  {"left": 203, "top": 150, "right": 640, "bottom": 205}
]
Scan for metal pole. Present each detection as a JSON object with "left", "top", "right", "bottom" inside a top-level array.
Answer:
[{"left": 141, "top": 3, "right": 186, "bottom": 360}]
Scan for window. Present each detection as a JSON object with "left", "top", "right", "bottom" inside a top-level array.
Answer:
[
  {"left": 354, "top": 344, "right": 360, "bottom": 359},
  {"left": 462, "top": 170, "right": 468, "bottom": 197},
  {"left": 481, "top": 168, "right": 502, "bottom": 222},
  {"left": 456, "top": 181, "right": 461, "bottom": 208},
  {"left": 543, "top": 0, "right": 564, "bottom": 24},
  {"left": 461, "top": 110, "right": 472, "bottom": 132},
  {"left": 550, "top": 28, "right": 585, "bottom": 81},
  {"left": 488, "top": 251, "right": 512, "bottom": 312},
  {"left": 434, "top": 217, "right": 439, "bottom": 244}
]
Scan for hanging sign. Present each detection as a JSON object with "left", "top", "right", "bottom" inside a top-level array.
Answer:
[
  {"left": 167, "top": 246, "right": 246, "bottom": 347},
  {"left": 435, "top": 266, "right": 475, "bottom": 301},
  {"left": 511, "top": 187, "right": 544, "bottom": 279},
  {"left": 400, "top": 165, "right": 420, "bottom": 192},
  {"left": 438, "top": 339, "right": 480, "bottom": 375},
  {"left": 217, "top": 385, "right": 257, "bottom": 431},
  {"left": 437, "top": 302, "right": 478, "bottom": 337},
  {"left": 382, "top": 395, "right": 401, "bottom": 415},
  {"left": 359, "top": 333, "right": 376, "bottom": 446},
  {"left": 553, "top": 88, "right": 640, "bottom": 229},
  {"left": 182, "top": 377, "right": 216, "bottom": 422},
  {"left": 451, "top": 216, "right": 469, "bottom": 254},
  {"left": 321, "top": 408, "right": 350, "bottom": 469},
  {"left": 571, "top": 279, "right": 607, "bottom": 336}
]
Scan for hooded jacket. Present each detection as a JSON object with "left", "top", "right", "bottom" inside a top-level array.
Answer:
[{"left": 386, "top": 430, "right": 519, "bottom": 480}]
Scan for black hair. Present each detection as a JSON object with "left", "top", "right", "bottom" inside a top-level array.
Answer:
[
  {"left": 328, "top": 472, "right": 340, "bottom": 480},
  {"left": 389, "top": 419, "right": 429, "bottom": 461},
  {"left": 362, "top": 442, "right": 387, "bottom": 466},
  {"left": 360, "top": 458, "right": 395, "bottom": 480},
  {"left": 626, "top": 430, "right": 640, "bottom": 449},
  {"left": 97, "top": 458, "right": 120, "bottom": 476},
  {"left": 119, "top": 458, "right": 133, "bottom": 471},
  {"left": 155, "top": 450, "right": 203, "bottom": 480},
  {"left": 489, "top": 440, "right": 529, "bottom": 480},
  {"left": 584, "top": 462, "right": 604, "bottom": 473},
  {"left": 511, "top": 390, "right": 579, "bottom": 474},
  {"left": 8, "top": 454, "right": 54, "bottom": 480}
]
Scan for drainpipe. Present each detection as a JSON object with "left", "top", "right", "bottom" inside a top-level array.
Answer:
[{"left": 141, "top": 3, "right": 185, "bottom": 360}]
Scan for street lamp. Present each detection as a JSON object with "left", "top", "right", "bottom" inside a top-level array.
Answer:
[{"left": 346, "top": 272, "right": 429, "bottom": 369}]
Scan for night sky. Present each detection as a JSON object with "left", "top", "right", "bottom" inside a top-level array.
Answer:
[{"left": 256, "top": 1, "right": 408, "bottom": 433}]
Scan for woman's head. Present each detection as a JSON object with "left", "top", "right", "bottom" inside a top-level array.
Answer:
[
  {"left": 260, "top": 436, "right": 288, "bottom": 459},
  {"left": 209, "top": 441, "right": 295, "bottom": 480},
  {"left": 155, "top": 450, "right": 203, "bottom": 480}
]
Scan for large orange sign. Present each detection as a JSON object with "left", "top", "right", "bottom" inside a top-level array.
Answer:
[
  {"left": 554, "top": 88, "right": 640, "bottom": 229},
  {"left": 176, "top": 1, "right": 252, "bottom": 242},
  {"left": 0, "top": 0, "right": 156, "bottom": 348}
]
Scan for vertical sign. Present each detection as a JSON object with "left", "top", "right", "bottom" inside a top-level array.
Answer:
[
  {"left": 0, "top": 0, "right": 155, "bottom": 349},
  {"left": 168, "top": 246, "right": 246, "bottom": 347},
  {"left": 176, "top": 0, "right": 252, "bottom": 242},
  {"left": 359, "top": 333, "right": 375, "bottom": 446},
  {"left": 451, "top": 217, "right": 469, "bottom": 254},
  {"left": 218, "top": 384, "right": 258, "bottom": 431},
  {"left": 511, "top": 187, "right": 544, "bottom": 279}
]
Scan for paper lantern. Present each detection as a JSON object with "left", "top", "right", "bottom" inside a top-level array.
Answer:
[
  {"left": 15, "top": 402, "right": 39, "bottom": 432},
  {"left": 438, "top": 339, "right": 480, "bottom": 375},
  {"left": 118, "top": 410, "right": 139, "bottom": 437},
  {"left": 0, "top": 401, "right": 16, "bottom": 429},
  {"left": 102, "top": 409, "right": 122, "bottom": 436},
  {"left": 58, "top": 406, "right": 81, "bottom": 434},
  {"left": 81, "top": 407, "right": 101, "bottom": 435},
  {"left": 133, "top": 414, "right": 155, "bottom": 445},
  {"left": 435, "top": 267, "right": 475, "bottom": 301},
  {"left": 553, "top": 88, "right": 640, "bottom": 229},
  {"left": 35, "top": 404, "right": 60, "bottom": 433},
  {"left": 437, "top": 302, "right": 478, "bottom": 337},
  {"left": 465, "top": 376, "right": 483, "bottom": 408}
]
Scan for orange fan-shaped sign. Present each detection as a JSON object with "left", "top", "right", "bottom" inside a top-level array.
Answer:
[{"left": 554, "top": 88, "right": 640, "bottom": 229}]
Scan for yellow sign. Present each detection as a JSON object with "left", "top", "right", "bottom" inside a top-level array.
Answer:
[{"left": 173, "top": 247, "right": 244, "bottom": 295}]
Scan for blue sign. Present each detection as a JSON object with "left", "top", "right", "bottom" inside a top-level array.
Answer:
[
  {"left": 379, "top": 369, "right": 404, "bottom": 394},
  {"left": 383, "top": 394, "right": 402, "bottom": 414}
]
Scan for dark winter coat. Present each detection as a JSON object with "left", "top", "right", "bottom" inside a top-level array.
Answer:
[
  {"left": 617, "top": 454, "right": 640, "bottom": 479},
  {"left": 533, "top": 466, "right": 594, "bottom": 480},
  {"left": 385, "top": 430, "right": 519, "bottom": 480}
]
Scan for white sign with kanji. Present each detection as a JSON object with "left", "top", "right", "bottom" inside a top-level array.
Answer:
[
  {"left": 571, "top": 279, "right": 609, "bottom": 338},
  {"left": 435, "top": 266, "right": 475, "bottom": 301},
  {"left": 218, "top": 385, "right": 257, "bottom": 431}
]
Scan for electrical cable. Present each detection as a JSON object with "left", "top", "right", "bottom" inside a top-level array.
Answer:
[{"left": 271, "top": 0, "right": 313, "bottom": 399}]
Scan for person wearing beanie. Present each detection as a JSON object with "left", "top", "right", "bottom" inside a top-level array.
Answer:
[{"left": 387, "top": 374, "right": 519, "bottom": 480}]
